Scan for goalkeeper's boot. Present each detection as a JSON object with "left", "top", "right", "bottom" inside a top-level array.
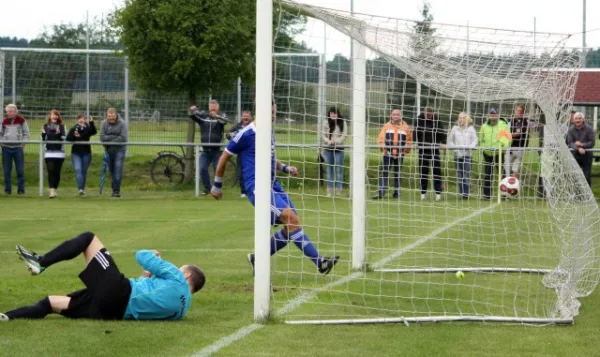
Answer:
[
  {"left": 16, "top": 245, "right": 45, "bottom": 275},
  {"left": 247, "top": 253, "right": 255, "bottom": 277},
  {"left": 318, "top": 256, "right": 339, "bottom": 275},
  {"left": 0, "top": 313, "right": 9, "bottom": 321}
]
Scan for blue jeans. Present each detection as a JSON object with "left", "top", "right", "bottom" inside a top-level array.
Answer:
[
  {"left": 200, "top": 150, "right": 222, "bottom": 192},
  {"left": 71, "top": 153, "right": 92, "bottom": 190},
  {"left": 107, "top": 150, "right": 126, "bottom": 193},
  {"left": 419, "top": 149, "right": 443, "bottom": 195},
  {"left": 378, "top": 155, "right": 403, "bottom": 196},
  {"left": 323, "top": 150, "right": 344, "bottom": 189},
  {"left": 2, "top": 146, "right": 25, "bottom": 193},
  {"left": 455, "top": 156, "right": 472, "bottom": 197}
]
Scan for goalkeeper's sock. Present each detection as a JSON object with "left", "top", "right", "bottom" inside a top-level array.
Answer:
[
  {"left": 39, "top": 231, "right": 96, "bottom": 268},
  {"left": 270, "top": 230, "right": 289, "bottom": 255},
  {"left": 5, "top": 297, "right": 52, "bottom": 319},
  {"left": 290, "top": 228, "right": 322, "bottom": 267}
]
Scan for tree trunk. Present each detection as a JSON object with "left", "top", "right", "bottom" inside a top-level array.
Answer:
[{"left": 183, "top": 91, "right": 197, "bottom": 183}]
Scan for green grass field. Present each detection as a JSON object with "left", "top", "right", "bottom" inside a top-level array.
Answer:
[{"left": 0, "top": 187, "right": 599, "bottom": 357}]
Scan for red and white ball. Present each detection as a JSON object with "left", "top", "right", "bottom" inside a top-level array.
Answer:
[{"left": 499, "top": 176, "right": 520, "bottom": 197}]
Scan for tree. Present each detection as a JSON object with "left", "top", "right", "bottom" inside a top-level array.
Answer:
[
  {"left": 388, "top": 1, "right": 441, "bottom": 120},
  {"left": 326, "top": 54, "right": 351, "bottom": 84},
  {"left": 410, "top": 1, "right": 437, "bottom": 58},
  {"left": 112, "top": 0, "right": 307, "bottom": 181},
  {"left": 0, "top": 37, "right": 29, "bottom": 47}
]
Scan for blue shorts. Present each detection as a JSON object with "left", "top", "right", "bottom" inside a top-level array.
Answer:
[{"left": 247, "top": 182, "right": 296, "bottom": 226}]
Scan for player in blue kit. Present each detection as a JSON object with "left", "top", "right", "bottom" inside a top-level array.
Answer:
[
  {"left": 210, "top": 102, "right": 339, "bottom": 275},
  {"left": 0, "top": 231, "right": 205, "bottom": 322}
]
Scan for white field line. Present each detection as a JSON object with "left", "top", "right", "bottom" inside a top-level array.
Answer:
[
  {"left": 0, "top": 248, "right": 249, "bottom": 254},
  {"left": 191, "top": 204, "right": 497, "bottom": 357},
  {"left": 0, "top": 217, "right": 252, "bottom": 223}
]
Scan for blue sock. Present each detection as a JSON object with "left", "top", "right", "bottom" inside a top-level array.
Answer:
[
  {"left": 270, "top": 230, "right": 289, "bottom": 255},
  {"left": 290, "top": 228, "right": 322, "bottom": 267}
]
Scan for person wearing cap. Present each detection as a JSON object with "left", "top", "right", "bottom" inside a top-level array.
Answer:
[
  {"left": 478, "top": 108, "right": 512, "bottom": 200},
  {"left": 189, "top": 100, "right": 230, "bottom": 195},
  {"left": 504, "top": 104, "right": 530, "bottom": 180}
]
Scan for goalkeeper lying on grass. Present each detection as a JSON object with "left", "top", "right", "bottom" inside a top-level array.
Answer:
[
  {"left": 210, "top": 102, "right": 339, "bottom": 276},
  {"left": 1, "top": 232, "right": 205, "bottom": 322}
]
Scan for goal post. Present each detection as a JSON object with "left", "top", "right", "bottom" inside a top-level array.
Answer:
[{"left": 260, "top": 0, "right": 600, "bottom": 326}]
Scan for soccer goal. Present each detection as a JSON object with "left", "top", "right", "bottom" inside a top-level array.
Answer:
[{"left": 251, "top": 0, "right": 600, "bottom": 325}]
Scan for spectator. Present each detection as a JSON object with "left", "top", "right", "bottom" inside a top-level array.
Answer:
[
  {"left": 1, "top": 104, "right": 30, "bottom": 195},
  {"left": 447, "top": 112, "right": 478, "bottom": 200},
  {"left": 100, "top": 108, "right": 128, "bottom": 198},
  {"left": 414, "top": 106, "right": 446, "bottom": 201},
  {"left": 478, "top": 108, "right": 512, "bottom": 200},
  {"left": 189, "top": 100, "right": 229, "bottom": 195},
  {"left": 373, "top": 109, "right": 412, "bottom": 199},
  {"left": 505, "top": 104, "right": 530, "bottom": 179},
  {"left": 41, "top": 110, "right": 67, "bottom": 198},
  {"left": 321, "top": 106, "right": 348, "bottom": 197},
  {"left": 566, "top": 112, "right": 595, "bottom": 187},
  {"left": 66, "top": 113, "right": 97, "bottom": 196},
  {"left": 226, "top": 110, "right": 253, "bottom": 197}
]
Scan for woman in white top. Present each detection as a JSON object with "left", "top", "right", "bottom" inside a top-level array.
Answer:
[
  {"left": 447, "top": 112, "right": 478, "bottom": 199},
  {"left": 321, "top": 107, "right": 348, "bottom": 197}
]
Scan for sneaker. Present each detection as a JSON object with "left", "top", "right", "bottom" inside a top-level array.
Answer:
[
  {"left": 318, "top": 256, "right": 340, "bottom": 275},
  {"left": 240, "top": 194, "right": 247, "bottom": 198},
  {"left": 49, "top": 188, "right": 57, "bottom": 198},
  {"left": 17, "top": 191, "right": 24, "bottom": 195},
  {"left": 0, "top": 313, "right": 9, "bottom": 321},
  {"left": 247, "top": 253, "right": 255, "bottom": 276},
  {"left": 201, "top": 190, "right": 209, "bottom": 196},
  {"left": 392, "top": 192, "right": 399, "bottom": 199},
  {"left": 421, "top": 194, "right": 427, "bottom": 200},
  {"left": 435, "top": 194, "right": 442, "bottom": 201},
  {"left": 79, "top": 190, "right": 86, "bottom": 196},
  {"left": 372, "top": 194, "right": 383, "bottom": 200},
  {"left": 112, "top": 191, "right": 121, "bottom": 198},
  {"left": 16, "top": 245, "right": 45, "bottom": 275}
]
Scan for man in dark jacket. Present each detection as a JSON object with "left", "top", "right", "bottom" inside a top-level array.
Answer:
[
  {"left": 566, "top": 112, "right": 595, "bottom": 187},
  {"left": 189, "top": 100, "right": 229, "bottom": 195},
  {"left": 414, "top": 107, "right": 446, "bottom": 201}
]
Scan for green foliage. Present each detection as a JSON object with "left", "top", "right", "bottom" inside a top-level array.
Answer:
[
  {"left": 410, "top": 1, "right": 437, "bottom": 56},
  {"left": 586, "top": 47, "right": 600, "bottom": 68},
  {"left": 111, "top": 0, "right": 256, "bottom": 98}
]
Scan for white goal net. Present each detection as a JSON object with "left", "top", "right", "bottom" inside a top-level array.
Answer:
[{"left": 264, "top": 0, "right": 600, "bottom": 325}]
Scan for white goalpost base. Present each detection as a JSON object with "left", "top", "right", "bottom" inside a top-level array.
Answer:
[{"left": 262, "top": 0, "right": 600, "bottom": 327}]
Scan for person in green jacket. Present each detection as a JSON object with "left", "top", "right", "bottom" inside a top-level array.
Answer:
[{"left": 478, "top": 108, "right": 512, "bottom": 199}]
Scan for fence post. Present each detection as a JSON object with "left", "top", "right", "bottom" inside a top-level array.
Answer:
[
  {"left": 0, "top": 51, "right": 4, "bottom": 112},
  {"left": 12, "top": 55, "right": 16, "bottom": 104},
  {"left": 237, "top": 77, "right": 242, "bottom": 122},
  {"left": 124, "top": 57, "right": 130, "bottom": 156},
  {"left": 39, "top": 144, "right": 44, "bottom": 197},
  {"left": 195, "top": 144, "right": 200, "bottom": 198}
]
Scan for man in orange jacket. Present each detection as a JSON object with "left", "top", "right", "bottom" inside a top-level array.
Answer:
[{"left": 374, "top": 109, "right": 413, "bottom": 199}]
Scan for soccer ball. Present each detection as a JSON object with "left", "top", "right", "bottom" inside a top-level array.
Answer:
[{"left": 499, "top": 176, "right": 520, "bottom": 197}]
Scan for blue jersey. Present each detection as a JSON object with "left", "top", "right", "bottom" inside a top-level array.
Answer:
[
  {"left": 225, "top": 122, "right": 277, "bottom": 193},
  {"left": 123, "top": 250, "right": 192, "bottom": 321}
]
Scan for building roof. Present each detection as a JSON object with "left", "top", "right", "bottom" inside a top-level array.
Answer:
[{"left": 573, "top": 69, "right": 600, "bottom": 105}]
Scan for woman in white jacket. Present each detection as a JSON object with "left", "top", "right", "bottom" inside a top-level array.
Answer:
[{"left": 447, "top": 112, "right": 478, "bottom": 199}]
